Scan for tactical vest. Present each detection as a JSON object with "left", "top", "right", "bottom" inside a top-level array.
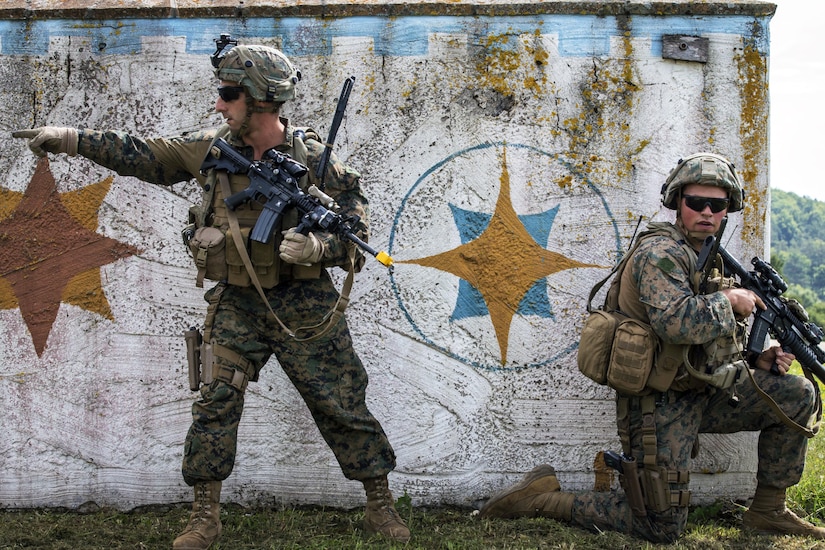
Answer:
[
  {"left": 606, "top": 222, "right": 745, "bottom": 393},
  {"left": 605, "top": 222, "right": 746, "bottom": 516},
  {"left": 188, "top": 123, "right": 325, "bottom": 288}
]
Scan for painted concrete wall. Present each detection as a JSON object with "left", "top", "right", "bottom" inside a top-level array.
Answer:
[{"left": 0, "top": 0, "right": 775, "bottom": 510}]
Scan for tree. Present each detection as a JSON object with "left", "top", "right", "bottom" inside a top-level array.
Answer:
[
  {"left": 777, "top": 249, "right": 812, "bottom": 289},
  {"left": 770, "top": 188, "right": 825, "bottom": 326}
]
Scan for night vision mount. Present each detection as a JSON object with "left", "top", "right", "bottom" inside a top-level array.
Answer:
[{"left": 211, "top": 34, "right": 238, "bottom": 68}]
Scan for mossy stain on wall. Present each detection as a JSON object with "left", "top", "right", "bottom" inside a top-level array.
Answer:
[{"left": 735, "top": 30, "right": 769, "bottom": 250}]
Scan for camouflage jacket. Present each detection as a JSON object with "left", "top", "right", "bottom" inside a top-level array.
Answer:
[{"left": 618, "top": 221, "right": 737, "bottom": 348}]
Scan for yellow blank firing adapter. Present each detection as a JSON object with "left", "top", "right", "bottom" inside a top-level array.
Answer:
[{"left": 375, "top": 251, "right": 394, "bottom": 267}]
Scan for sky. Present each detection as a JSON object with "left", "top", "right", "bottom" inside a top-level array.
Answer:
[{"left": 769, "top": 1, "right": 825, "bottom": 202}]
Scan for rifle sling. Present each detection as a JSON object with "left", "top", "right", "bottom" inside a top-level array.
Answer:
[
  {"left": 218, "top": 172, "right": 354, "bottom": 343},
  {"left": 745, "top": 361, "right": 822, "bottom": 438}
]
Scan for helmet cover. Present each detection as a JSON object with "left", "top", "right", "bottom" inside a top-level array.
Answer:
[
  {"left": 214, "top": 43, "right": 301, "bottom": 103},
  {"left": 661, "top": 153, "right": 745, "bottom": 212}
]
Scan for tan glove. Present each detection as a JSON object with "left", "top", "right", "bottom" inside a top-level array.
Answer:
[
  {"left": 279, "top": 228, "right": 325, "bottom": 265},
  {"left": 12, "top": 127, "right": 79, "bottom": 157}
]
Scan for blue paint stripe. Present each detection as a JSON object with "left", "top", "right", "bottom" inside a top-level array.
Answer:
[{"left": 0, "top": 15, "right": 771, "bottom": 57}]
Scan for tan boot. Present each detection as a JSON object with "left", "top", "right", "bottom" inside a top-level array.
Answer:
[
  {"left": 480, "top": 464, "right": 574, "bottom": 521},
  {"left": 173, "top": 481, "right": 223, "bottom": 550},
  {"left": 744, "top": 485, "right": 825, "bottom": 539},
  {"left": 363, "top": 476, "right": 411, "bottom": 542}
]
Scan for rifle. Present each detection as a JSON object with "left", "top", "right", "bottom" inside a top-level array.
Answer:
[
  {"left": 200, "top": 138, "right": 393, "bottom": 267},
  {"left": 702, "top": 237, "right": 825, "bottom": 384},
  {"left": 316, "top": 76, "right": 355, "bottom": 191}
]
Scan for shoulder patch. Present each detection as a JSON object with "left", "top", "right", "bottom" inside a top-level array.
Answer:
[{"left": 656, "top": 257, "right": 677, "bottom": 273}]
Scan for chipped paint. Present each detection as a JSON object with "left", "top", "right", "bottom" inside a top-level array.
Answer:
[{"left": 0, "top": 3, "right": 775, "bottom": 511}]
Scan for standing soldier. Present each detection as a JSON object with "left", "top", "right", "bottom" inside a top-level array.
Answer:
[
  {"left": 14, "top": 36, "right": 409, "bottom": 549},
  {"left": 480, "top": 153, "right": 823, "bottom": 542}
]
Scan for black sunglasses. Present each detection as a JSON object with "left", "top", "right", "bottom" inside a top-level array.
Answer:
[
  {"left": 682, "top": 194, "right": 730, "bottom": 213},
  {"left": 217, "top": 85, "right": 245, "bottom": 102}
]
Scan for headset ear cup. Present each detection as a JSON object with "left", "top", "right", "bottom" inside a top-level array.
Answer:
[{"left": 661, "top": 182, "right": 671, "bottom": 208}]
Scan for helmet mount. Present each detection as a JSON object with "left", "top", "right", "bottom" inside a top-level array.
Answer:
[{"left": 211, "top": 34, "right": 238, "bottom": 69}]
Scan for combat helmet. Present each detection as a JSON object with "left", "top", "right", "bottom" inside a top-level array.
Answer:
[
  {"left": 661, "top": 153, "right": 745, "bottom": 212},
  {"left": 211, "top": 34, "right": 301, "bottom": 103}
]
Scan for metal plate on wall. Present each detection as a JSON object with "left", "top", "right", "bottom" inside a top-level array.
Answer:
[{"left": 662, "top": 35, "right": 709, "bottom": 63}]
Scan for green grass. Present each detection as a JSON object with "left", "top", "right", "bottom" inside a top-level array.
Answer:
[
  {"left": 4, "top": 364, "right": 825, "bottom": 548},
  {"left": 787, "top": 362, "right": 825, "bottom": 518},
  {"left": 2, "top": 497, "right": 825, "bottom": 549}
]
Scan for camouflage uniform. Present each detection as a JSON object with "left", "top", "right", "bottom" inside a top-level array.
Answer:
[
  {"left": 76, "top": 123, "right": 397, "bottom": 484},
  {"left": 479, "top": 154, "right": 822, "bottom": 543},
  {"left": 13, "top": 38, "right": 410, "bottom": 546},
  {"left": 571, "top": 223, "right": 817, "bottom": 543}
]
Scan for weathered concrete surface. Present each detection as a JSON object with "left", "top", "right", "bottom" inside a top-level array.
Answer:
[
  {"left": 2, "top": 0, "right": 778, "bottom": 18},
  {"left": 0, "top": 1, "right": 776, "bottom": 511}
]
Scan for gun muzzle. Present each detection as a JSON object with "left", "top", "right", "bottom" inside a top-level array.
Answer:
[{"left": 375, "top": 251, "right": 394, "bottom": 267}]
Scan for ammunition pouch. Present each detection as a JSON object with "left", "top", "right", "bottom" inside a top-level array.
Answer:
[
  {"left": 606, "top": 317, "right": 658, "bottom": 395},
  {"left": 639, "top": 465, "right": 691, "bottom": 514},
  {"left": 187, "top": 226, "right": 228, "bottom": 288},
  {"left": 577, "top": 309, "right": 621, "bottom": 385},
  {"left": 225, "top": 226, "right": 280, "bottom": 288},
  {"left": 184, "top": 222, "right": 325, "bottom": 290},
  {"left": 578, "top": 310, "right": 681, "bottom": 396}
]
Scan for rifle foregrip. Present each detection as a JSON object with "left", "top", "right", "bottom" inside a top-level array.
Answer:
[{"left": 781, "top": 330, "right": 825, "bottom": 383}]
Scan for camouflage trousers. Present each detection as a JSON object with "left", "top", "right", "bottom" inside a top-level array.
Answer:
[
  {"left": 571, "top": 369, "right": 817, "bottom": 543},
  {"left": 181, "top": 274, "right": 396, "bottom": 486}
]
